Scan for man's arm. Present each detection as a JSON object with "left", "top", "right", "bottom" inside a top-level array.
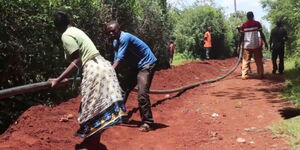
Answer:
[
  {"left": 259, "top": 30, "right": 268, "bottom": 50},
  {"left": 113, "top": 36, "right": 130, "bottom": 69},
  {"left": 269, "top": 30, "right": 273, "bottom": 50},
  {"left": 113, "top": 60, "right": 120, "bottom": 69},
  {"left": 284, "top": 29, "right": 288, "bottom": 42}
]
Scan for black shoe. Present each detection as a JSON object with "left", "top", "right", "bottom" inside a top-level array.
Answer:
[
  {"left": 272, "top": 70, "right": 276, "bottom": 74},
  {"left": 121, "top": 116, "right": 130, "bottom": 124}
]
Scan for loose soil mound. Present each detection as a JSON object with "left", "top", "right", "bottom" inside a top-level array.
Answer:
[{"left": 0, "top": 58, "right": 290, "bottom": 150}]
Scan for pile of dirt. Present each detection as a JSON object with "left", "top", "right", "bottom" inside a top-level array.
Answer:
[{"left": 0, "top": 58, "right": 290, "bottom": 150}]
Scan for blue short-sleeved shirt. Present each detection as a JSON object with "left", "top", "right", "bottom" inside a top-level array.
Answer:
[{"left": 113, "top": 31, "right": 157, "bottom": 69}]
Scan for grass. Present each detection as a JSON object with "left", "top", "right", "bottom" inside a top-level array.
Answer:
[
  {"left": 282, "top": 59, "right": 300, "bottom": 107},
  {"left": 269, "top": 58, "right": 300, "bottom": 149},
  {"left": 171, "top": 52, "right": 199, "bottom": 66},
  {"left": 268, "top": 117, "right": 300, "bottom": 150}
]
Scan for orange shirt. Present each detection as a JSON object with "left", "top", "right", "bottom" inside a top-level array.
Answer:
[{"left": 204, "top": 31, "right": 212, "bottom": 48}]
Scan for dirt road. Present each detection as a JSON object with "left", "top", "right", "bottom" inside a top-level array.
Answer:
[{"left": 0, "top": 58, "right": 291, "bottom": 150}]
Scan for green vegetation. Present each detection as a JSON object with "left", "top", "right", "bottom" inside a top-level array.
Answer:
[
  {"left": 0, "top": 0, "right": 171, "bottom": 133},
  {"left": 282, "top": 59, "right": 300, "bottom": 106},
  {"left": 263, "top": 0, "right": 300, "bottom": 147},
  {"left": 262, "top": 0, "right": 300, "bottom": 56},
  {"left": 269, "top": 116, "right": 300, "bottom": 150},
  {"left": 269, "top": 59, "right": 300, "bottom": 149},
  {"left": 171, "top": 52, "right": 199, "bottom": 66},
  {"left": 170, "top": 5, "right": 241, "bottom": 59}
]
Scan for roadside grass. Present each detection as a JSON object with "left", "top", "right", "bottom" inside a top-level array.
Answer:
[
  {"left": 269, "top": 58, "right": 300, "bottom": 149},
  {"left": 171, "top": 52, "right": 199, "bottom": 66},
  {"left": 268, "top": 116, "right": 300, "bottom": 150},
  {"left": 283, "top": 59, "right": 300, "bottom": 107}
]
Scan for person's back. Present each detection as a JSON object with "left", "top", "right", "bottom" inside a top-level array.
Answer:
[
  {"left": 241, "top": 20, "right": 261, "bottom": 50},
  {"left": 62, "top": 26, "right": 99, "bottom": 64},
  {"left": 239, "top": 11, "right": 267, "bottom": 79},
  {"left": 270, "top": 26, "right": 287, "bottom": 48},
  {"left": 114, "top": 31, "right": 157, "bottom": 69},
  {"left": 270, "top": 21, "right": 287, "bottom": 74}
]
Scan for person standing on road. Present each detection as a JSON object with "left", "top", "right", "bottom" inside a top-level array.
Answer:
[
  {"left": 270, "top": 20, "right": 288, "bottom": 74},
  {"left": 106, "top": 20, "right": 157, "bottom": 132},
  {"left": 203, "top": 27, "right": 212, "bottom": 59},
  {"left": 239, "top": 11, "right": 268, "bottom": 79},
  {"left": 169, "top": 41, "right": 175, "bottom": 65},
  {"left": 49, "top": 10, "right": 126, "bottom": 150}
]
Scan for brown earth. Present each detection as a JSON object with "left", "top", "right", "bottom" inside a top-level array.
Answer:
[{"left": 0, "top": 58, "right": 292, "bottom": 150}]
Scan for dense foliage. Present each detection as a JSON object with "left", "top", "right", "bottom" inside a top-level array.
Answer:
[
  {"left": 0, "top": 0, "right": 170, "bottom": 133},
  {"left": 262, "top": 0, "right": 300, "bottom": 56},
  {"left": 170, "top": 5, "right": 247, "bottom": 60}
]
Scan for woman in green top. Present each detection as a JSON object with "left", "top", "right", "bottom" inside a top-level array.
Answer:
[{"left": 49, "top": 10, "right": 126, "bottom": 149}]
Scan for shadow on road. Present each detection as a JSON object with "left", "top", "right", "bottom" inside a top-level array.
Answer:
[{"left": 279, "top": 107, "right": 300, "bottom": 119}]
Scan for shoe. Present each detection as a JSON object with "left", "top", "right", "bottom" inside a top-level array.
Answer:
[
  {"left": 279, "top": 71, "right": 284, "bottom": 74},
  {"left": 121, "top": 116, "right": 130, "bottom": 124},
  {"left": 241, "top": 76, "right": 249, "bottom": 80},
  {"left": 139, "top": 123, "right": 152, "bottom": 132},
  {"left": 272, "top": 70, "right": 276, "bottom": 74}
]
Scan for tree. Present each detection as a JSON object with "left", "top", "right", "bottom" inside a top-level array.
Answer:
[
  {"left": 262, "top": 0, "right": 300, "bottom": 56},
  {"left": 171, "top": 5, "right": 232, "bottom": 59},
  {"left": 0, "top": 0, "right": 171, "bottom": 133}
]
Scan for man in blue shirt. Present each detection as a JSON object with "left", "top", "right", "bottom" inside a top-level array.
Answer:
[{"left": 106, "top": 20, "right": 157, "bottom": 132}]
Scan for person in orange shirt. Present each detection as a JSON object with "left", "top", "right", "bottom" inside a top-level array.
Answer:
[{"left": 203, "top": 27, "right": 212, "bottom": 59}]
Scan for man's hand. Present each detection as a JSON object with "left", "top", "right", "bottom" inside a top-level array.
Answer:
[{"left": 48, "top": 78, "right": 60, "bottom": 88}]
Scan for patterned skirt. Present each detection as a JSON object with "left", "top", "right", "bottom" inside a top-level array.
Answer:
[{"left": 75, "top": 55, "right": 126, "bottom": 138}]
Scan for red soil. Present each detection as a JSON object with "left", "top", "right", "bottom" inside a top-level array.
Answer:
[{"left": 0, "top": 58, "right": 291, "bottom": 150}]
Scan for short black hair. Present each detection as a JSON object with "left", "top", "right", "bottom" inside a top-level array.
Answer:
[
  {"left": 246, "top": 11, "right": 254, "bottom": 20},
  {"left": 53, "top": 9, "right": 70, "bottom": 28}
]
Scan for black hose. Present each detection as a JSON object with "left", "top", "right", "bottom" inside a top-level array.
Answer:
[
  {"left": 147, "top": 49, "right": 243, "bottom": 94},
  {"left": 0, "top": 50, "right": 242, "bottom": 99}
]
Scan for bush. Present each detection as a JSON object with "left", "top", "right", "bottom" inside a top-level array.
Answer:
[
  {"left": 0, "top": 0, "right": 171, "bottom": 133},
  {"left": 170, "top": 5, "right": 233, "bottom": 59}
]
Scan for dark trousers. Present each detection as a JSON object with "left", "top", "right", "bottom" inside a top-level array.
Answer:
[
  {"left": 205, "top": 47, "right": 211, "bottom": 59},
  {"left": 118, "top": 63, "right": 156, "bottom": 125},
  {"left": 272, "top": 46, "right": 284, "bottom": 73}
]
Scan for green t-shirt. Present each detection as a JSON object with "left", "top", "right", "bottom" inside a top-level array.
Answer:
[{"left": 61, "top": 26, "right": 99, "bottom": 64}]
